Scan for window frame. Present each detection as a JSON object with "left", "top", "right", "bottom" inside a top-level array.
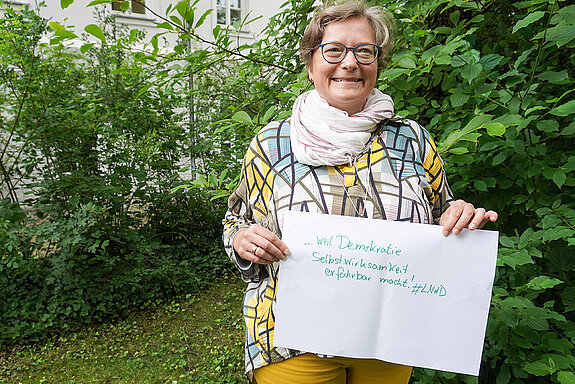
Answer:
[
  {"left": 2, "top": 0, "right": 30, "bottom": 6},
  {"left": 111, "top": 0, "right": 146, "bottom": 15},
  {"left": 215, "top": 0, "right": 247, "bottom": 29}
]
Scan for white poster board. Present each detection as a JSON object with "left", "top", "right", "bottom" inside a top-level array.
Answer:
[{"left": 274, "top": 211, "right": 499, "bottom": 376}]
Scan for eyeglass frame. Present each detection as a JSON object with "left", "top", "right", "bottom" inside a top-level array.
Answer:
[{"left": 316, "top": 42, "right": 382, "bottom": 65}]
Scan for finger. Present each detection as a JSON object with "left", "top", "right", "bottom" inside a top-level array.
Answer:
[
  {"left": 232, "top": 228, "right": 271, "bottom": 264},
  {"left": 440, "top": 200, "right": 468, "bottom": 236},
  {"left": 252, "top": 225, "right": 290, "bottom": 256},
  {"left": 468, "top": 208, "right": 486, "bottom": 230},
  {"left": 451, "top": 203, "right": 475, "bottom": 234},
  {"left": 487, "top": 210, "right": 498, "bottom": 222},
  {"left": 250, "top": 244, "right": 278, "bottom": 264},
  {"left": 241, "top": 225, "right": 287, "bottom": 263},
  {"left": 249, "top": 227, "right": 287, "bottom": 262},
  {"left": 475, "top": 210, "right": 498, "bottom": 229},
  {"left": 242, "top": 237, "right": 279, "bottom": 264}
]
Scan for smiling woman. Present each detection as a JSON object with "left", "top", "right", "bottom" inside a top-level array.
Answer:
[{"left": 222, "top": 1, "right": 498, "bottom": 383}]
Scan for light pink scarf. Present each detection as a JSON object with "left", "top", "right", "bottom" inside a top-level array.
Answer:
[{"left": 290, "top": 89, "right": 394, "bottom": 166}]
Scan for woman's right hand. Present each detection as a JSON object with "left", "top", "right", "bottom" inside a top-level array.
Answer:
[{"left": 233, "top": 224, "right": 290, "bottom": 264}]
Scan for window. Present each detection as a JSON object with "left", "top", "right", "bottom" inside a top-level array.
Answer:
[
  {"left": 216, "top": 0, "right": 242, "bottom": 26},
  {"left": 112, "top": 0, "right": 145, "bottom": 15}
]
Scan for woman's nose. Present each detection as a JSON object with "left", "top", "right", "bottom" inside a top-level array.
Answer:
[{"left": 340, "top": 49, "right": 358, "bottom": 69}]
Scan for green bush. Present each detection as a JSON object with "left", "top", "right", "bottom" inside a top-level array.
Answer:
[
  {"left": 379, "top": 1, "right": 574, "bottom": 383},
  {"left": 0, "top": 7, "right": 231, "bottom": 346}
]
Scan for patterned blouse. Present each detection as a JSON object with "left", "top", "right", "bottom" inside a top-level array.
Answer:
[{"left": 222, "top": 117, "right": 453, "bottom": 378}]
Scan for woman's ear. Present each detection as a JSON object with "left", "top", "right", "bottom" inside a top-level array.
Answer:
[{"left": 307, "top": 65, "right": 314, "bottom": 85}]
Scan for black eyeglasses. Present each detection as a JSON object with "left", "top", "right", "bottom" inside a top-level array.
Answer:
[{"left": 317, "top": 42, "right": 381, "bottom": 65}]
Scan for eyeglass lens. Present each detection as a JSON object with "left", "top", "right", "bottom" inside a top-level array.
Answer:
[{"left": 321, "top": 43, "right": 378, "bottom": 64}]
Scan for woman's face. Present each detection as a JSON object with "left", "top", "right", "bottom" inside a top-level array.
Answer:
[{"left": 307, "top": 17, "right": 378, "bottom": 116}]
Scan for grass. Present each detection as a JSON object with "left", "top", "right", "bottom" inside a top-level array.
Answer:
[{"left": 0, "top": 275, "right": 248, "bottom": 384}]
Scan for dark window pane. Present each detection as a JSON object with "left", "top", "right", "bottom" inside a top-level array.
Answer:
[
  {"left": 217, "top": 6, "right": 226, "bottom": 24},
  {"left": 112, "top": 0, "right": 122, "bottom": 11},
  {"left": 216, "top": 0, "right": 226, "bottom": 6},
  {"left": 230, "top": 8, "right": 241, "bottom": 24},
  {"left": 230, "top": 0, "right": 240, "bottom": 8},
  {"left": 132, "top": 0, "right": 145, "bottom": 14}
]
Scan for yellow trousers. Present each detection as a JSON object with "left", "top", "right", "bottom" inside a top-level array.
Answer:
[{"left": 253, "top": 353, "right": 413, "bottom": 384}]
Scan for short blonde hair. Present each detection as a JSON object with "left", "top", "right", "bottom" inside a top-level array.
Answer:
[{"left": 300, "top": 1, "right": 395, "bottom": 69}]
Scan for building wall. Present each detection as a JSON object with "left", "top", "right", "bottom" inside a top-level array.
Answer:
[{"left": 2, "top": 0, "right": 285, "bottom": 47}]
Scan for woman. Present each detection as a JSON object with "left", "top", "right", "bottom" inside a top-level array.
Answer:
[{"left": 223, "top": 2, "right": 498, "bottom": 383}]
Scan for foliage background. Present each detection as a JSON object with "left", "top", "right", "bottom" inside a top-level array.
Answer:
[{"left": 1, "top": 0, "right": 574, "bottom": 383}]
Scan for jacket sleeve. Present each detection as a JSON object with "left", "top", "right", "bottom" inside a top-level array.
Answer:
[
  {"left": 421, "top": 131, "right": 454, "bottom": 223},
  {"left": 222, "top": 131, "right": 276, "bottom": 282}
]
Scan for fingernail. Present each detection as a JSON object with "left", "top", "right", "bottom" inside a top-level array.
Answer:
[
  {"left": 284, "top": 248, "right": 290, "bottom": 255},
  {"left": 469, "top": 224, "right": 476, "bottom": 230},
  {"left": 453, "top": 228, "right": 460, "bottom": 234},
  {"left": 442, "top": 230, "right": 449, "bottom": 237}
]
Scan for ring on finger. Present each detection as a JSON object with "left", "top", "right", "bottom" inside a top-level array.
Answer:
[{"left": 251, "top": 245, "right": 259, "bottom": 255}]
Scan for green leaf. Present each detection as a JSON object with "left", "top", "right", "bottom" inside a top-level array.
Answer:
[
  {"left": 448, "top": 147, "right": 469, "bottom": 155},
  {"left": 523, "top": 317, "right": 549, "bottom": 331},
  {"left": 497, "top": 307, "right": 517, "bottom": 327},
  {"left": 232, "top": 111, "right": 252, "bottom": 124},
  {"left": 539, "top": 71, "right": 570, "bottom": 83},
  {"left": 523, "top": 361, "right": 553, "bottom": 376},
  {"left": 558, "top": 5, "right": 575, "bottom": 24},
  {"left": 513, "top": 249, "right": 533, "bottom": 266},
  {"left": 398, "top": 57, "right": 417, "bottom": 69},
  {"left": 474, "top": 180, "right": 488, "bottom": 191},
  {"left": 438, "top": 115, "right": 492, "bottom": 153},
  {"left": 480, "top": 54, "right": 503, "bottom": 70},
  {"left": 496, "top": 365, "right": 511, "bottom": 384},
  {"left": 558, "top": 371, "right": 575, "bottom": 384},
  {"left": 546, "top": 25, "right": 575, "bottom": 46},
  {"left": 87, "top": 0, "right": 113, "bottom": 5},
  {"left": 561, "top": 121, "right": 575, "bottom": 136},
  {"left": 84, "top": 24, "right": 106, "bottom": 42},
  {"left": 175, "top": 0, "right": 194, "bottom": 26},
  {"left": 501, "top": 296, "right": 533, "bottom": 308},
  {"left": 80, "top": 43, "right": 94, "bottom": 53},
  {"left": 48, "top": 22, "right": 78, "bottom": 39},
  {"left": 461, "top": 63, "right": 482, "bottom": 83},
  {"left": 262, "top": 106, "right": 276, "bottom": 124},
  {"left": 526, "top": 276, "right": 563, "bottom": 290},
  {"left": 136, "top": 83, "right": 152, "bottom": 98},
  {"left": 544, "top": 227, "right": 574, "bottom": 241},
  {"left": 381, "top": 68, "right": 407, "bottom": 81},
  {"left": 61, "top": 0, "right": 74, "bottom": 8},
  {"left": 553, "top": 170, "right": 567, "bottom": 188},
  {"left": 450, "top": 91, "right": 469, "bottom": 107},
  {"left": 170, "top": 16, "right": 183, "bottom": 26},
  {"left": 492, "top": 151, "right": 509, "bottom": 166},
  {"left": 551, "top": 100, "right": 575, "bottom": 116},
  {"left": 499, "top": 236, "right": 515, "bottom": 248},
  {"left": 537, "top": 120, "right": 559, "bottom": 132},
  {"left": 120, "top": 1, "right": 130, "bottom": 11},
  {"left": 195, "top": 8, "right": 213, "bottom": 29},
  {"left": 485, "top": 122, "right": 506, "bottom": 136},
  {"left": 513, "top": 11, "right": 546, "bottom": 34},
  {"left": 435, "top": 54, "right": 451, "bottom": 65}
]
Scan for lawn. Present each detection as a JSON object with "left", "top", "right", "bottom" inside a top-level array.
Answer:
[{"left": 0, "top": 276, "right": 248, "bottom": 384}]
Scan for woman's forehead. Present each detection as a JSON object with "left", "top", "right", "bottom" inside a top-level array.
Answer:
[{"left": 321, "top": 17, "right": 376, "bottom": 43}]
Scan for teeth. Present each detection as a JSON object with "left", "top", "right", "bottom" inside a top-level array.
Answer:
[{"left": 333, "top": 79, "right": 360, "bottom": 82}]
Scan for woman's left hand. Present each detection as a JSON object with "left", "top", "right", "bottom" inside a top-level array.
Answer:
[{"left": 439, "top": 199, "right": 498, "bottom": 236}]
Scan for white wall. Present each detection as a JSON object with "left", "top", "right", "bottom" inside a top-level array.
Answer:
[{"left": 2, "top": 0, "right": 286, "bottom": 48}]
